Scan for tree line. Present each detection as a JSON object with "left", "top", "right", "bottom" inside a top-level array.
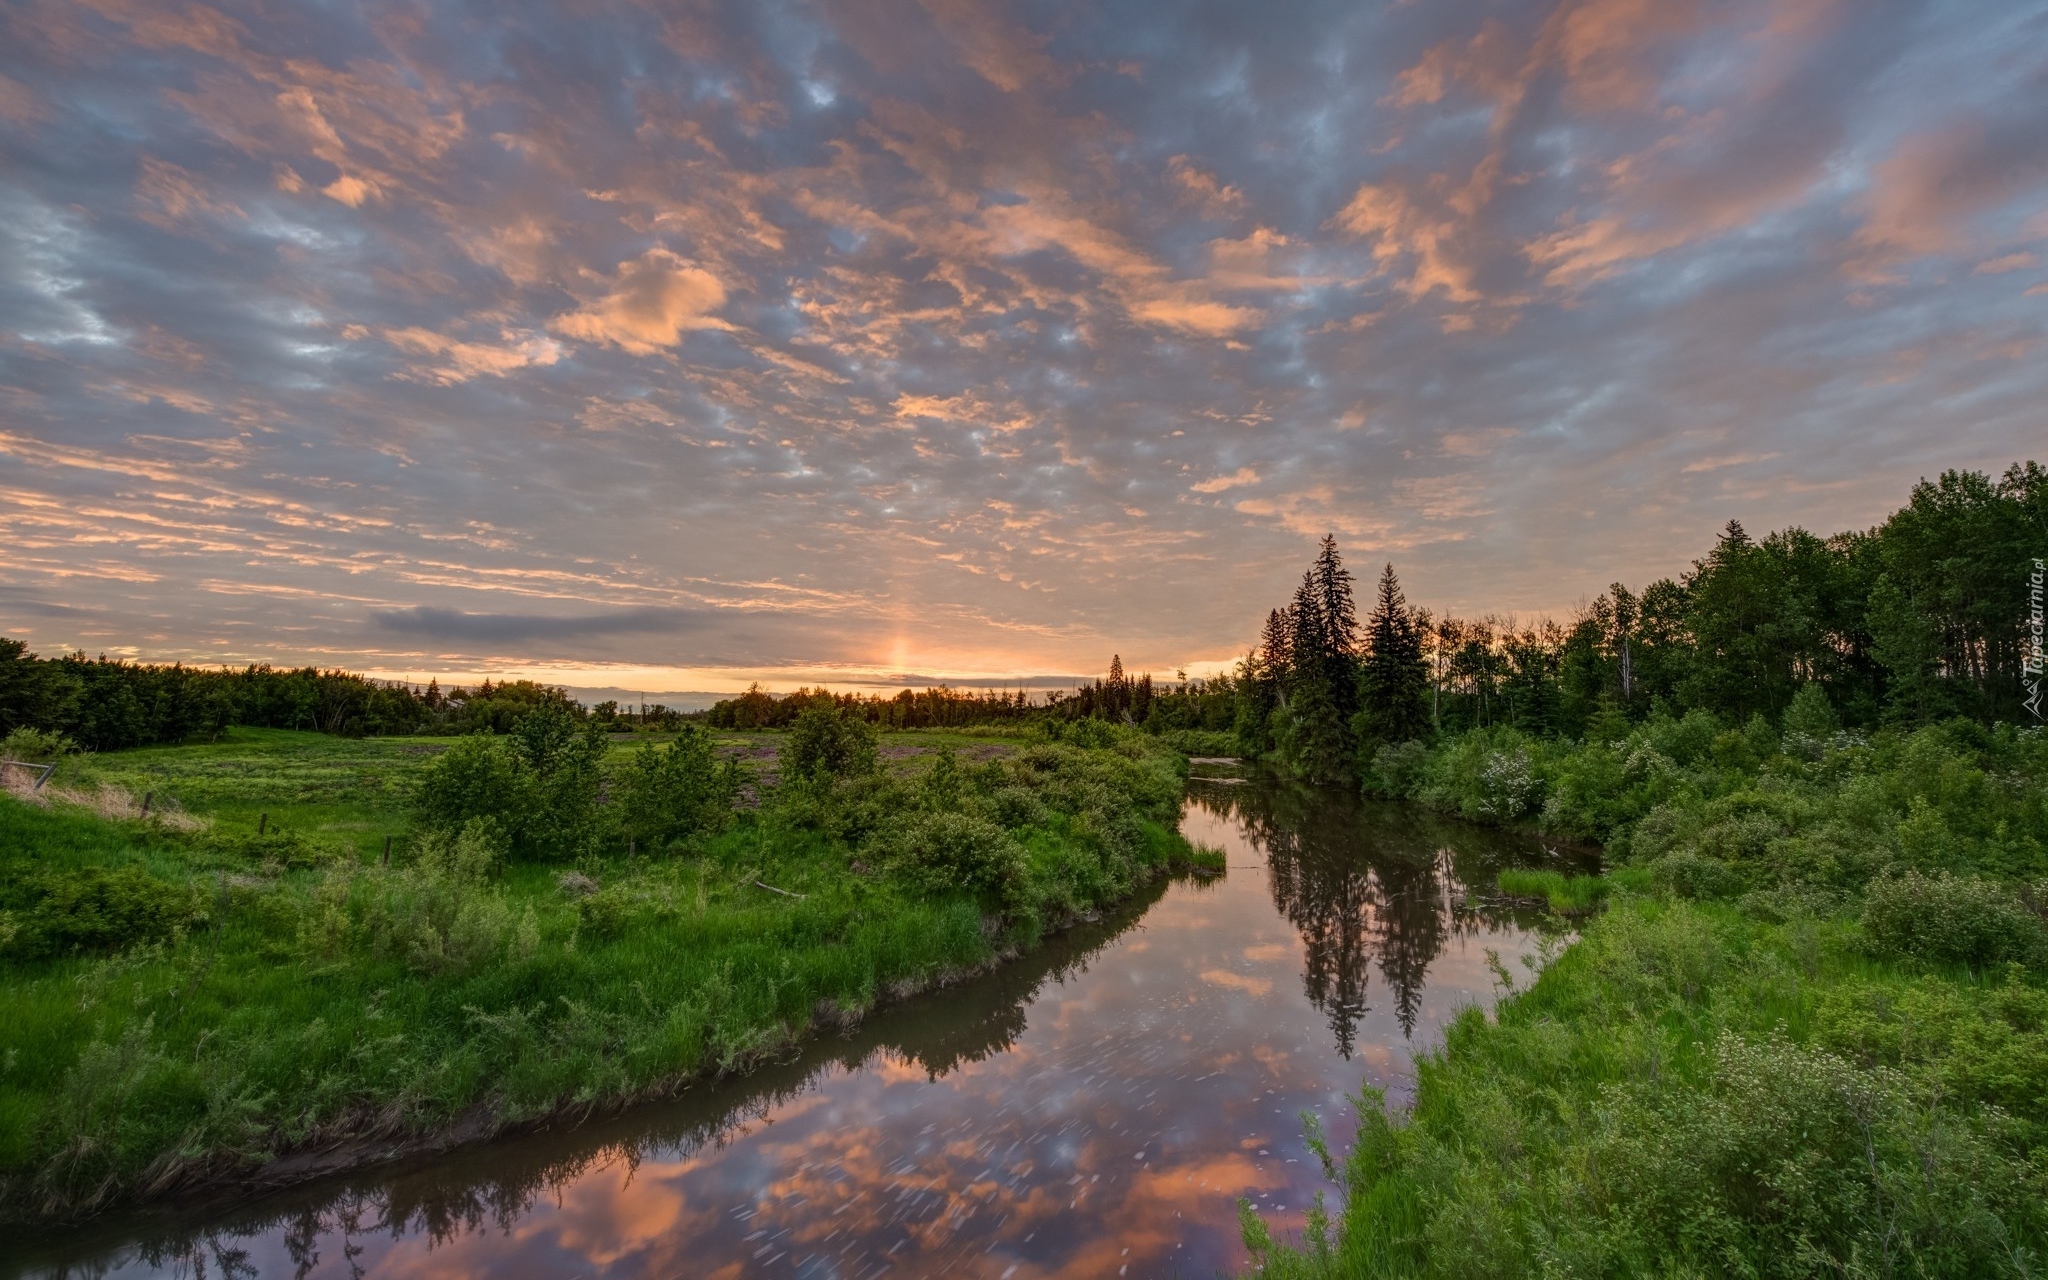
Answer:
[
  {"left": 0, "top": 645, "right": 646, "bottom": 752},
  {"left": 7, "top": 461, "right": 2034, "bottom": 757},
  {"left": 1235, "top": 461, "right": 2046, "bottom": 786}
]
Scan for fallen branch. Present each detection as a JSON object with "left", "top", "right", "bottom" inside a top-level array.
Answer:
[{"left": 754, "top": 879, "right": 808, "bottom": 899}]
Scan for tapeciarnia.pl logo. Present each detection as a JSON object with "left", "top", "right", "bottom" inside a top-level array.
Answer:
[{"left": 2027, "top": 557, "right": 2045, "bottom": 722}]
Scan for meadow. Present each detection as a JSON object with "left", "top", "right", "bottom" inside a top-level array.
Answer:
[
  {"left": 1243, "top": 713, "right": 2048, "bottom": 1276},
  {"left": 0, "top": 717, "right": 1209, "bottom": 1225}
]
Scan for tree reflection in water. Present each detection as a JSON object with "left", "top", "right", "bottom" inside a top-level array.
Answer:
[{"left": 1193, "top": 774, "right": 1581, "bottom": 1053}]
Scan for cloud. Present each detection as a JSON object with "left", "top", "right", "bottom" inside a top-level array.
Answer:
[
  {"left": 1328, "top": 181, "right": 1479, "bottom": 302},
  {"left": 1854, "top": 96, "right": 2048, "bottom": 267},
  {"left": 371, "top": 606, "right": 716, "bottom": 644},
  {"left": 380, "top": 327, "right": 564, "bottom": 384},
  {"left": 916, "top": 0, "right": 1061, "bottom": 92},
  {"left": 1166, "top": 156, "right": 1245, "bottom": 218},
  {"left": 0, "top": 0, "right": 2042, "bottom": 692},
  {"left": 1191, "top": 467, "right": 1260, "bottom": 494},
  {"left": 551, "top": 250, "right": 732, "bottom": 355},
  {"left": 1974, "top": 252, "right": 2038, "bottom": 275}
]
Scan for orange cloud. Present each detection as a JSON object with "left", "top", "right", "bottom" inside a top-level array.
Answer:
[
  {"left": 552, "top": 250, "right": 732, "bottom": 354},
  {"left": 380, "top": 327, "right": 564, "bottom": 384},
  {"left": 1191, "top": 468, "right": 1260, "bottom": 494},
  {"left": 917, "top": 0, "right": 1060, "bottom": 92}
]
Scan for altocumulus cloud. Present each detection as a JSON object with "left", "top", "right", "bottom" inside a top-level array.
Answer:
[
  {"left": 373, "top": 606, "right": 715, "bottom": 644},
  {"left": 0, "top": 0, "right": 2043, "bottom": 691}
]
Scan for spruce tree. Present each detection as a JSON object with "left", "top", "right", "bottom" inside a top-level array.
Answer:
[
  {"left": 1280, "top": 564, "right": 1353, "bottom": 784},
  {"left": 1358, "top": 562, "right": 1429, "bottom": 748}
]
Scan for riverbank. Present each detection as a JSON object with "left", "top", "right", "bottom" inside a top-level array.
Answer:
[
  {"left": 1243, "top": 715, "right": 2048, "bottom": 1275},
  {"left": 0, "top": 724, "right": 1206, "bottom": 1226}
]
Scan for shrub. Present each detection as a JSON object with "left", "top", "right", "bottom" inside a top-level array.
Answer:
[
  {"left": 0, "top": 866, "right": 208, "bottom": 960},
  {"left": 413, "top": 734, "right": 530, "bottom": 835},
  {"left": 306, "top": 818, "right": 534, "bottom": 975},
  {"left": 987, "top": 785, "right": 1049, "bottom": 831},
  {"left": 612, "top": 726, "right": 736, "bottom": 850},
  {"left": 1057, "top": 717, "right": 1122, "bottom": 750},
  {"left": 1418, "top": 726, "right": 1543, "bottom": 822},
  {"left": 1581, "top": 1032, "right": 2042, "bottom": 1271},
  {"left": 203, "top": 824, "right": 337, "bottom": 870},
  {"left": 412, "top": 714, "right": 606, "bottom": 860},
  {"left": 917, "top": 746, "right": 964, "bottom": 810},
  {"left": 1650, "top": 851, "right": 1746, "bottom": 900},
  {"left": 0, "top": 726, "right": 74, "bottom": 763},
  {"left": 1861, "top": 871, "right": 2046, "bottom": 969},
  {"left": 781, "top": 705, "right": 879, "bottom": 783},
  {"left": 1367, "top": 740, "right": 1429, "bottom": 799},
  {"left": 885, "top": 811, "right": 1028, "bottom": 908},
  {"left": 1782, "top": 681, "right": 1839, "bottom": 759},
  {"left": 1158, "top": 728, "right": 1237, "bottom": 757}
]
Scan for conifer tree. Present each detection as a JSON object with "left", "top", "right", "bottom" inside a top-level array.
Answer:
[
  {"left": 1279, "top": 560, "right": 1354, "bottom": 784},
  {"left": 1358, "top": 562, "right": 1429, "bottom": 748}
]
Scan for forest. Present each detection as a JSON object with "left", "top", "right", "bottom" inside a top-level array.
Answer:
[{"left": 1233, "top": 464, "right": 2048, "bottom": 1275}]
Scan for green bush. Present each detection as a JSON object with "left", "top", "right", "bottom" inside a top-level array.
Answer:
[
  {"left": 1366, "top": 740, "right": 1429, "bottom": 799},
  {"left": 1861, "top": 870, "right": 2046, "bottom": 969},
  {"left": 987, "top": 784, "right": 1049, "bottom": 830},
  {"left": 0, "top": 726, "right": 74, "bottom": 763},
  {"left": 612, "top": 726, "right": 736, "bottom": 850},
  {"left": 302, "top": 817, "right": 534, "bottom": 975},
  {"left": 202, "top": 823, "right": 337, "bottom": 870},
  {"left": 1418, "top": 726, "right": 1543, "bottom": 822},
  {"left": 0, "top": 866, "right": 207, "bottom": 960},
  {"left": 885, "top": 811, "right": 1028, "bottom": 909},
  {"left": 781, "top": 704, "right": 879, "bottom": 783},
  {"left": 411, "top": 709, "right": 606, "bottom": 859},
  {"left": 1158, "top": 728, "right": 1237, "bottom": 757},
  {"left": 413, "top": 734, "right": 530, "bottom": 835}
]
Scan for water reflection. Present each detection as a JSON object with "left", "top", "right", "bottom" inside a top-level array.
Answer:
[
  {"left": 1199, "top": 776, "right": 1580, "bottom": 1052},
  {"left": 18, "top": 786, "right": 1567, "bottom": 1280}
]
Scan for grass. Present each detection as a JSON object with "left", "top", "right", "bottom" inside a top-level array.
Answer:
[
  {"left": 0, "top": 725, "right": 1199, "bottom": 1224},
  {"left": 1494, "top": 867, "right": 1654, "bottom": 913},
  {"left": 1242, "top": 718, "right": 2048, "bottom": 1277},
  {"left": 1244, "top": 900, "right": 2048, "bottom": 1277}
]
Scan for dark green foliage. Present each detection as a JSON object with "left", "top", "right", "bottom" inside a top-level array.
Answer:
[
  {"left": 1157, "top": 728, "right": 1238, "bottom": 757},
  {"left": 1364, "top": 740, "right": 1428, "bottom": 799},
  {"left": 1356, "top": 564, "right": 1429, "bottom": 751},
  {"left": 1229, "top": 461, "right": 2044, "bottom": 795},
  {"left": 612, "top": 726, "right": 737, "bottom": 850},
  {"left": 410, "top": 709, "right": 607, "bottom": 860},
  {"left": 0, "top": 866, "right": 207, "bottom": 960},
  {"left": 1861, "top": 871, "right": 2047, "bottom": 969},
  {"left": 412, "top": 734, "right": 529, "bottom": 833},
  {"left": 781, "top": 703, "right": 880, "bottom": 784},
  {"left": 1248, "top": 658, "right": 2048, "bottom": 1275},
  {"left": 885, "top": 812, "right": 1029, "bottom": 908}
]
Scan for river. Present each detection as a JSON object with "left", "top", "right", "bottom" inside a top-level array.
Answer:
[{"left": 17, "top": 773, "right": 1577, "bottom": 1279}]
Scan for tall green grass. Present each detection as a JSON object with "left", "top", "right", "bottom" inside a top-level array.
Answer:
[
  {"left": 0, "top": 727, "right": 1197, "bottom": 1223},
  {"left": 1245, "top": 716, "right": 2048, "bottom": 1276}
]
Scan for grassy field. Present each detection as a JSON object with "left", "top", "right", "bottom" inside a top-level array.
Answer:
[
  {"left": 1244, "top": 717, "right": 2048, "bottom": 1277},
  {"left": 0, "top": 724, "right": 1200, "bottom": 1225}
]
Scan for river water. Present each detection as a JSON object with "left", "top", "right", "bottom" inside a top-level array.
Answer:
[{"left": 19, "top": 776, "right": 1574, "bottom": 1280}]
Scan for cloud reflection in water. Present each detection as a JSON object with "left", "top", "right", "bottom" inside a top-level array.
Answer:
[{"left": 55, "top": 786, "right": 1568, "bottom": 1280}]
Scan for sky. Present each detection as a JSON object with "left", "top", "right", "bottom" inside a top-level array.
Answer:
[{"left": 2, "top": 0, "right": 2045, "bottom": 699}]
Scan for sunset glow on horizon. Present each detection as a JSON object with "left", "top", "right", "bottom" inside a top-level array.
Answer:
[{"left": 3, "top": 0, "right": 2044, "bottom": 693}]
